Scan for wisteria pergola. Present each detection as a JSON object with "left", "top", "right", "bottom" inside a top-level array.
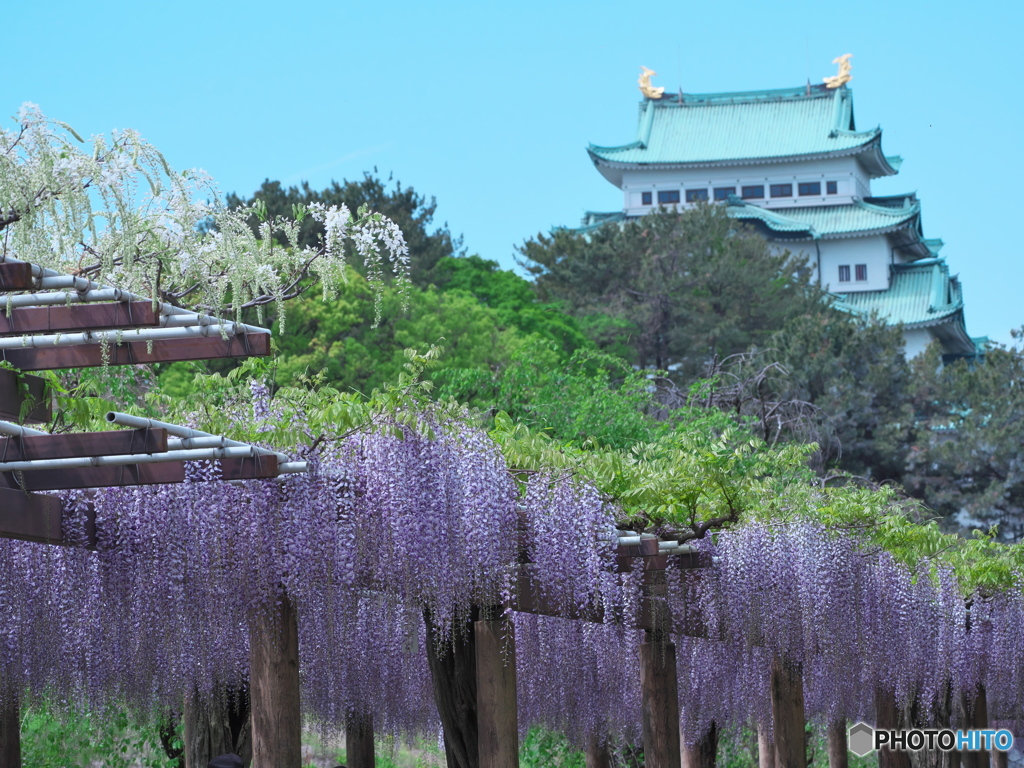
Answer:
[
  {"left": 0, "top": 252, "right": 711, "bottom": 768},
  {"left": 2, "top": 255, "right": 994, "bottom": 768},
  {"left": 0, "top": 254, "right": 308, "bottom": 767}
]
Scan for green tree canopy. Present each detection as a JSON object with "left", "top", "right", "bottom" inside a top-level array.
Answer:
[
  {"left": 518, "top": 204, "right": 827, "bottom": 377},
  {"left": 905, "top": 337, "right": 1024, "bottom": 538}
]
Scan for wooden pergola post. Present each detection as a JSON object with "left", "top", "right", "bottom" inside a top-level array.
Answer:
[
  {"left": 826, "top": 721, "right": 848, "bottom": 768},
  {"left": 250, "top": 591, "right": 301, "bottom": 768},
  {"left": 585, "top": 734, "right": 612, "bottom": 768},
  {"left": 874, "top": 687, "right": 910, "bottom": 768},
  {"left": 758, "top": 723, "right": 775, "bottom": 768},
  {"left": 345, "top": 712, "right": 374, "bottom": 768},
  {"left": 475, "top": 614, "right": 519, "bottom": 768},
  {"left": 960, "top": 686, "right": 990, "bottom": 768},
  {"left": 0, "top": 692, "right": 20, "bottom": 768},
  {"left": 770, "top": 655, "right": 806, "bottom": 768},
  {"left": 681, "top": 722, "right": 718, "bottom": 768},
  {"left": 640, "top": 630, "right": 681, "bottom": 768}
]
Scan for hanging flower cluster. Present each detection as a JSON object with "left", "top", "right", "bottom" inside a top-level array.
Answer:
[
  {"left": 0, "top": 104, "right": 409, "bottom": 327},
  {"left": 667, "top": 520, "right": 1024, "bottom": 744},
  {"left": 5, "top": 404, "right": 1024, "bottom": 750}
]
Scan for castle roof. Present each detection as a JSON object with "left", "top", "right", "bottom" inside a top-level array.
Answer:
[
  {"left": 588, "top": 84, "right": 900, "bottom": 186},
  {"left": 832, "top": 259, "right": 975, "bottom": 356},
  {"left": 581, "top": 195, "right": 931, "bottom": 255},
  {"left": 726, "top": 195, "right": 918, "bottom": 236}
]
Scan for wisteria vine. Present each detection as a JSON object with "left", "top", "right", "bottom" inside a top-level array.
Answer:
[{"left": 2, "top": 410, "right": 1024, "bottom": 751}]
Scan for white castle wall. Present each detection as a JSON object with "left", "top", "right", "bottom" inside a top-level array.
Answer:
[
  {"left": 619, "top": 155, "right": 871, "bottom": 217},
  {"left": 817, "top": 236, "right": 891, "bottom": 292}
]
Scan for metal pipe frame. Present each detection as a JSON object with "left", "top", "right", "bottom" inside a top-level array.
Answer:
[
  {"left": 0, "top": 420, "right": 49, "bottom": 438},
  {"left": 0, "top": 445, "right": 254, "bottom": 473},
  {"left": 0, "top": 419, "right": 307, "bottom": 475},
  {"left": 106, "top": 412, "right": 294, "bottom": 465},
  {"left": 0, "top": 323, "right": 248, "bottom": 350}
]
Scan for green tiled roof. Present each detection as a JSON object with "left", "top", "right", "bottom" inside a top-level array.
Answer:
[
  {"left": 578, "top": 210, "right": 628, "bottom": 232},
  {"left": 832, "top": 259, "right": 962, "bottom": 328},
  {"left": 726, "top": 197, "right": 920, "bottom": 239},
  {"left": 575, "top": 198, "right": 921, "bottom": 240},
  {"left": 588, "top": 84, "right": 898, "bottom": 177}
]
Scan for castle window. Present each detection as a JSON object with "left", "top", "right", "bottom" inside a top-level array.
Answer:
[
  {"left": 658, "top": 190, "right": 681, "bottom": 204},
  {"left": 826, "top": 181, "right": 838, "bottom": 195},
  {"left": 855, "top": 264, "right": 868, "bottom": 281},
  {"left": 684, "top": 189, "right": 707, "bottom": 203},
  {"left": 642, "top": 191, "right": 652, "bottom": 205},
  {"left": 798, "top": 182, "right": 821, "bottom": 196},
  {"left": 838, "top": 265, "right": 851, "bottom": 282},
  {"left": 770, "top": 184, "right": 793, "bottom": 198},
  {"left": 741, "top": 185, "right": 764, "bottom": 199},
  {"left": 713, "top": 187, "right": 736, "bottom": 201}
]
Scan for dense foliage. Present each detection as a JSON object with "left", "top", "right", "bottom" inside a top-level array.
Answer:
[
  {"left": 519, "top": 205, "right": 827, "bottom": 377},
  {"left": 905, "top": 337, "right": 1024, "bottom": 538}
]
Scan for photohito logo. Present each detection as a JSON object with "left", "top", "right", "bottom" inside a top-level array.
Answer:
[{"left": 847, "top": 722, "right": 1013, "bottom": 756}]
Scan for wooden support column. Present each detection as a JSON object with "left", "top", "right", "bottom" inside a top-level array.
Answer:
[
  {"left": 770, "top": 655, "right": 806, "bottom": 768},
  {"left": 874, "top": 688, "right": 910, "bottom": 768},
  {"left": 758, "top": 724, "right": 775, "bottom": 768},
  {"left": 585, "top": 735, "right": 612, "bottom": 768},
  {"left": 681, "top": 722, "right": 718, "bottom": 768},
  {"left": 345, "top": 713, "right": 374, "bottom": 768},
  {"left": 960, "top": 686, "right": 990, "bottom": 768},
  {"left": 423, "top": 608, "right": 478, "bottom": 768},
  {"left": 250, "top": 592, "right": 301, "bottom": 768},
  {"left": 640, "top": 631, "right": 681, "bottom": 768},
  {"left": 183, "top": 685, "right": 251, "bottom": 768},
  {"left": 826, "top": 721, "right": 848, "bottom": 768},
  {"left": 991, "top": 750, "right": 1008, "bottom": 768},
  {"left": 475, "top": 615, "right": 518, "bottom": 768},
  {"left": 0, "top": 693, "right": 20, "bottom": 768}
]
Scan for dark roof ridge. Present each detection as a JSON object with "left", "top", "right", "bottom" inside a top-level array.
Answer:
[{"left": 653, "top": 83, "right": 835, "bottom": 106}]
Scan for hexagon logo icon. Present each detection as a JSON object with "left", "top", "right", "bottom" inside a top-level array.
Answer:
[{"left": 848, "top": 722, "right": 875, "bottom": 757}]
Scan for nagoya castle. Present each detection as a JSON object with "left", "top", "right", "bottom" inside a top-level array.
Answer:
[{"left": 580, "top": 57, "right": 980, "bottom": 359}]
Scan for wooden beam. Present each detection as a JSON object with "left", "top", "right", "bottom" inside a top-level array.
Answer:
[
  {"left": 771, "top": 655, "right": 807, "bottom": 768},
  {"left": 640, "top": 632, "right": 681, "bottom": 768},
  {"left": 250, "top": 592, "right": 302, "bottom": 768},
  {"left": 0, "top": 301, "right": 159, "bottom": 334},
  {"left": 0, "top": 461, "right": 186, "bottom": 491},
  {"left": 0, "top": 262, "right": 34, "bottom": 291},
  {"left": 0, "top": 487, "right": 96, "bottom": 547},
  {"left": 345, "top": 713, "right": 374, "bottom": 768},
  {"left": 0, "top": 332, "right": 270, "bottom": 370},
  {"left": 475, "top": 616, "right": 519, "bottom": 768},
  {"left": 0, "top": 455, "right": 281, "bottom": 492},
  {"left": 220, "top": 454, "right": 279, "bottom": 481},
  {"left": 510, "top": 565, "right": 708, "bottom": 637},
  {"left": 0, "top": 428, "right": 168, "bottom": 461},
  {"left": 0, "top": 369, "right": 50, "bottom": 423}
]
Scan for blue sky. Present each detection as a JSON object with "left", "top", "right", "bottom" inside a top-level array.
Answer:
[{"left": 7, "top": 1, "right": 1022, "bottom": 343}]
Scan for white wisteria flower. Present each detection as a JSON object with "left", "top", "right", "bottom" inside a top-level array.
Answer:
[{"left": 0, "top": 103, "right": 409, "bottom": 328}]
